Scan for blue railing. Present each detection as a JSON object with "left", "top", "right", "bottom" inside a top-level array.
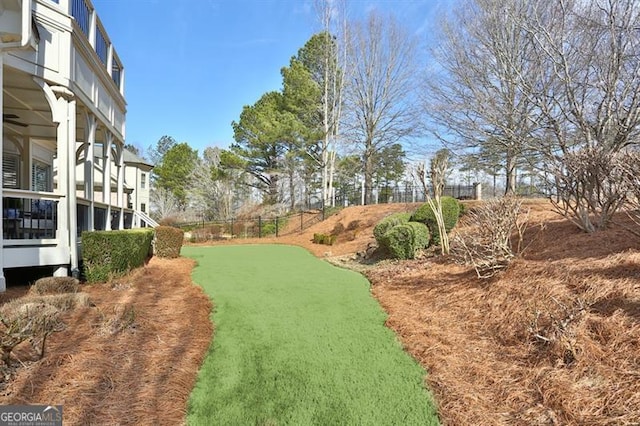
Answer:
[
  {"left": 112, "top": 56, "right": 122, "bottom": 88},
  {"left": 95, "top": 23, "right": 108, "bottom": 65},
  {"left": 70, "top": 0, "right": 122, "bottom": 91},
  {"left": 71, "top": 0, "right": 90, "bottom": 37}
]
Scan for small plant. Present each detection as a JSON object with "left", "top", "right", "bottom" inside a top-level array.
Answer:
[
  {"left": 373, "top": 212, "right": 412, "bottom": 245},
  {"left": 261, "top": 222, "right": 276, "bottom": 236},
  {"left": 313, "top": 233, "right": 336, "bottom": 245},
  {"left": 382, "top": 222, "right": 430, "bottom": 260},
  {"left": 410, "top": 196, "right": 460, "bottom": 245},
  {"left": 452, "top": 196, "right": 529, "bottom": 279}
]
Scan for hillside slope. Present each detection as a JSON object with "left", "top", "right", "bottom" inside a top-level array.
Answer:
[{"left": 368, "top": 204, "right": 640, "bottom": 425}]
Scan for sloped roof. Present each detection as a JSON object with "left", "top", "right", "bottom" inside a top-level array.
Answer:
[{"left": 92, "top": 146, "right": 154, "bottom": 169}]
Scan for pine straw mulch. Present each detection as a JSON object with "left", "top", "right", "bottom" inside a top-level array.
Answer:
[
  {"left": 368, "top": 207, "right": 640, "bottom": 425},
  {"left": 0, "top": 257, "right": 212, "bottom": 425}
]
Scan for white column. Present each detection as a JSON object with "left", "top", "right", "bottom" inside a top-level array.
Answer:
[
  {"left": 103, "top": 132, "right": 112, "bottom": 230},
  {"left": 0, "top": 53, "right": 6, "bottom": 291},
  {"left": 88, "top": 7, "right": 97, "bottom": 49},
  {"left": 67, "top": 99, "right": 79, "bottom": 276},
  {"left": 84, "top": 112, "right": 95, "bottom": 231},
  {"left": 117, "top": 144, "right": 124, "bottom": 229},
  {"left": 52, "top": 92, "right": 71, "bottom": 277}
]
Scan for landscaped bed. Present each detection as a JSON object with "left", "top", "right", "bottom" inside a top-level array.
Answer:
[{"left": 0, "top": 201, "right": 637, "bottom": 425}]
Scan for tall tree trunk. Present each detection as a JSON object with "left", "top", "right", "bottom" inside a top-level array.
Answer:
[
  {"left": 364, "top": 144, "right": 375, "bottom": 205},
  {"left": 268, "top": 175, "right": 279, "bottom": 205},
  {"left": 288, "top": 168, "right": 296, "bottom": 211},
  {"left": 328, "top": 149, "right": 337, "bottom": 207},
  {"left": 505, "top": 150, "right": 517, "bottom": 195}
]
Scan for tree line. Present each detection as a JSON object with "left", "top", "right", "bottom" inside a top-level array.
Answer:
[{"left": 147, "top": 0, "right": 640, "bottom": 233}]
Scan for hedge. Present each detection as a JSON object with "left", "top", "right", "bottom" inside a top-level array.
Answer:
[
  {"left": 82, "top": 229, "right": 153, "bottom": 283},
  {"left": 155, "top": 226, "right": 184, "bottom": 258},
  {"left": 410, "top": 197, "right": 460, "bottom": 244},
  {"left": 373, "top": 212, "right": 412, "bottom": 245},
  {"left": 383, "top": 222, "right": 430, "bottom": 260}
]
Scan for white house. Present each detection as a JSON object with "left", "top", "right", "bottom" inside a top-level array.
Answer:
[{"left": 1, "top": 0, "right": 154, "bottom": 291}]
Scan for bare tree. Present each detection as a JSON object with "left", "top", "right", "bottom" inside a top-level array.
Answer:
[
  {"left": 426, "top": 0, "right": 540, "bottom": 195},
  {"left": 520, "top": 0, "right": 640, "bottom": 231},
  {"left": 551, "top": 147, "right": 629, "bottom": 232},
  {"left": 523, "top": 0, "right": 640, "bottom": 156},
  {"left": 314, "top": 0, "right": 349, "bottom": 207},
  {"left": 343, "top": 11, "right": 422, "bottom": 204},
  {"left": 150, "top": 187, "right": 180, "bottom": 221}
]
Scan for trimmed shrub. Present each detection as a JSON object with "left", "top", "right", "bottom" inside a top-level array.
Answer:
[
  {"left": 373, "top": 212, "right": 412, "bottom": 245},
  {"left": 155, "top": 226, "right": 184, "bottom": 258},
  {"left": 82, "top": 229, "right": 153, "bottom": 283},
  {"left": 410, "top": 197, "right": 461, "bottom": 244},
  {"left": 383, "top": 222, "right": 430, "bottom": 260},
  {"left": 30, "top": 276, "right": 80, "bottom": 295},
  {"left": 313, "top": 233, "right": 336, "bottom": 245}
]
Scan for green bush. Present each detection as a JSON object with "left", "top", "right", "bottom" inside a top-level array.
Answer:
[
  {"left": 82, "top": 229, "right": 153, "bottom": 283},
  {"left": 410, "top": 197, "right": 460, "bottom": 244},
  {"left": 313, "top": 233, "right": 335, "bottom": 245},
  {"left": 155, "top": 226, "right": 184, "bottom": 258},
  {"left": 458, "top": 201, "right": 467, "bottom": 217},
  {"left": 260, "top": 217, "right": 287, "bottom": 237},
  {"left": 262, "top": 222, "right": 276, "bottom": 236},
  {"left": 383, "top": 222, "right": 430, "bottom": 260},
  {"left": 373, "top": 212, "right": 412, "bottom": 245}
]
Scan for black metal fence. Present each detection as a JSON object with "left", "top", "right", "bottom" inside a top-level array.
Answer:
[
  {"left": 181, "top": 209, "right": 329, "bottom": 242},
  {"left": 180, "top": 184, "right": 478, "bottom": 242},
  {"left": 311, "top": 184, "right": 477, "bottom": 209}
]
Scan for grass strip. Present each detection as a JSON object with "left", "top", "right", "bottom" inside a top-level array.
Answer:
[{"left": 185, "top": 244, "right": 438, "bottom": 425}]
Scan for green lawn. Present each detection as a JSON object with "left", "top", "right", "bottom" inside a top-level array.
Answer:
[{"left": 184, "top": 245, "right": 438, "bottom": 426}]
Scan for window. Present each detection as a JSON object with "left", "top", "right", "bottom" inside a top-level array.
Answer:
[
  {"left": 32, "top": 161, "right": 52, "bottom": 192},
  {"left": 141, "top": 203, "right": 146, "bottom": 213},
  {"left": 3, "top": 154, "right": 20, "bottom": 189},
  {"left": 141, "top": 173, "right": 146, "bottom": 189}
]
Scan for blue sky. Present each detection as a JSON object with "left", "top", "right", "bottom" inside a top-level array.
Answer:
[{"left": 93, "top": 0, "right": 450, "bottom": 155}]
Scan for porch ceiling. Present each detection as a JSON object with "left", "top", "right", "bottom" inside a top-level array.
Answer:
[{"left": 3, "top": 66, "right": 56, "bottom": 140}]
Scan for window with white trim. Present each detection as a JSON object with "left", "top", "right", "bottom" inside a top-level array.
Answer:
[
  {"left": 3, "top": 154, "right": 20, "bottom": 189},
  {"left": 141, "top": 173, "right": 146, "bottom": 189},
  {"left": 32, "top": 160, "right": 52, "bottom": 192}
]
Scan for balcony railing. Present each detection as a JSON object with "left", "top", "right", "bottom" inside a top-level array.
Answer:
[
  {"left": 95, "top": 21, "right": 108, "bottom": 66},
  {"left": 71, "top": 0, "right": 90, "bottom": 37},
  {"left": 2, "top": 190, "right": 62, "bottom": 241},
  {"left": 70, "top": 0, "right": 123, "bottom": 91}
]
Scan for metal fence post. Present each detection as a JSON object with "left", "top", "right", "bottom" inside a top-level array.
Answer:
[
  {"left": 258, "top": 216, "right": 262, "bottom": 238},
  {"left": 300, "top": 210, "right": 303, "bottom": 231},
  {"left": 275, "top": 216, "right": 279, "bottom": 237}
]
